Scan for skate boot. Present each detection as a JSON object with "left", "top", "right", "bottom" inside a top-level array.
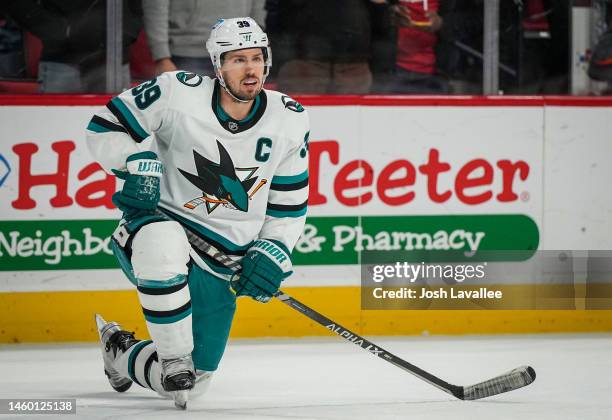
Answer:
[
  {"left": 161, "top": 354, "right": 196, "bottom": 410},
  {"left": 94, "top": 314, "right": 139, "bottom": 393}
]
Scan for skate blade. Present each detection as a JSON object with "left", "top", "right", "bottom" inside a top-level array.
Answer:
[
  {"left": 172, "top": 390, "right": 189, "bottom": 410},
  {"left": 94, "top": 313, "right": 107, "bottom": 331}
]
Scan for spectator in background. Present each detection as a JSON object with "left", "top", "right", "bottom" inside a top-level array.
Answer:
[
  {"left": 436, "top": 0, "right": 571, "bottom": 94},
  {"left": 0, "top": 0, "right": 142, "bottom": 93},
  {"left": 267, "top": 0, "right": 380, "bottom": 94},
  {"left": 435, "top": 0, "right": 484, "bottom": 94},
  {"left": 389, "top": 0, "right": 449, "bottom": 94},
  {"left": 0, "top": 15, "right": 24, "bottom": 79},
  {"left": 588, "top": 0, "right": 612, "bottom": 94},
  {"left": 498, "top": 0, "right": 570, "bottom": 94},
  {"left": 143, "top": 0, "right": 266, "bottom": 77},
  {"left": 369, "top": 0, "right": 399, "bottom": 93}
]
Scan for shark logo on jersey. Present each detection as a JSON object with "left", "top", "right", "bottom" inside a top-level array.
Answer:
[
  {"left": 176, "top": 71, "right": 203, "bottom": 87},
  {"left": 179, "top": 140, "right": 267, "bottom": 214},
  {"left": 281, "top": 95, "right": 304, "bottom": 113}
]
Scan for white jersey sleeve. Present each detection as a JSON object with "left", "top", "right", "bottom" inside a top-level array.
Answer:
[
  {"left": 86, "top": 73, "right": 174, "bottom": 172},
  {"left": 259, "top": 108, "right": 310, "bottom": 253}
]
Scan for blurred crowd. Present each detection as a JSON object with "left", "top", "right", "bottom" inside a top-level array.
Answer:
[{"left": 0, "top": 0, "right": 609, "bottom": 95}]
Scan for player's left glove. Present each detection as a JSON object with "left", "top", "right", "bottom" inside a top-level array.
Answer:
[
  {"left": 111, "top": 151, "right": 163, "bottom": 219},
  {"left": 231, "top": 239, "right": 293, "bottom": 303}
]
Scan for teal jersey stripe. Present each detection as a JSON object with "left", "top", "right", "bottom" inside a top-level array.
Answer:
[
  {"left": 86, "top": 121, "right": 111, "bottom": 133},
  {"left": 125, "top": 214, "right": 168, "bottom": 233},
  {"left": 271, "top": 170, "right": 309, "bottom": 185},
  {"left": 266, "top": 207, "right": 308, "bottom": 218},
  {"left": 111, "top": 97, "right": 149, "bottom": 140},
  {"left": 216, "top": 92, "right": 260, "bottom": 123},
  {"left": 160, "top": 207, "right": 251, "bottom": 253},
  {"left": 241, "top": 95, "right": 261, "bottom": 122},
  {"left": 137, "top": 275, "right": 186, "bottom": 288},
  {"left": 215, "top": 101, "right": 229, "bottom": 122},
  {"left": 127, "top": 340, "right": 152, "bottom": 385},
  {"left": 144, "top": 306, "right": 192, "bottom": 324}
]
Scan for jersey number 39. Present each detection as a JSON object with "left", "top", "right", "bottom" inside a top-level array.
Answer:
[{"left": 132, "top": 78, "right": 161, "bottom": 110}]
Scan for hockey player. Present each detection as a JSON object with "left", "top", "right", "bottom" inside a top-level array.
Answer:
[{"left": 86, "top": 17, "right": 309, "bottom": 409}]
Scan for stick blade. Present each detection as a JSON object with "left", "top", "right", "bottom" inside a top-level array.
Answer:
[{"left": 460, "top": 365, "right": 536, "bottom": 400}]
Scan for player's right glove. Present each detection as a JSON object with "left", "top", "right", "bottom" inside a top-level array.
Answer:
[
  {"left": 111, "top": 151, "right": 163, "bottom": 218},
  {"left": 230, "top": 239, "right": 293, "bottom": 303}
]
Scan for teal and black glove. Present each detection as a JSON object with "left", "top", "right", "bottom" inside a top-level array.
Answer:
[
  {"left": 112, "top": 151, "right": 163, "bottom": 218},
  {"left": 231, "top": 239, "right": 293, "bottom": 303}
]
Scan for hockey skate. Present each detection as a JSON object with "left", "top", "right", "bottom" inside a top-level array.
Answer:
[
  {"left": 94, "top": 314, "right": 138, "bottom": 393},
  {"left": 161, "top": 355, "right": 196, "bottom": 410}
]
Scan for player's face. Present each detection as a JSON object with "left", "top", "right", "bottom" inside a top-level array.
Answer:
[{"left": 220, "top": 48, "right": 266, "bottom": 101}]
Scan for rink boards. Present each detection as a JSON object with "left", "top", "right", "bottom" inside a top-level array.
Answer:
[
  {"left": 3, "top": 286, "right": 612, "bottom": 343},
  {"left": 1, "top": 95, "right": 612, "bottom": 342}
]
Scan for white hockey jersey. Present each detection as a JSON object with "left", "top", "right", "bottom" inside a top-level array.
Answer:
[{"left": 87, "top": 72, "right": 309, "bottom": 278}]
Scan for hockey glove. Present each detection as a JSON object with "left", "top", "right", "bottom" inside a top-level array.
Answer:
[
  {"left": 112, "top": 151, "right": 163, "bottom": 218},
  {"left": 231, "top": 239, "right": 293, "bottom": 303}
]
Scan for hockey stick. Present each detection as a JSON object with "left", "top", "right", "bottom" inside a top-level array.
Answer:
[
  {"left": 185, "top": 230, "right": 536, "bottom": 400},
  {"left": 273, "top": 291, "right": 535, "bottom": 400}
]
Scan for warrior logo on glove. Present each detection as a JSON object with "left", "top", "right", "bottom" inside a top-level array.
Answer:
[
  {"left": 231, "top": 239, "right": 293, "bottom": 302},
  {"left": 179, "top": 140, "right": 268, "bottom": 214}
]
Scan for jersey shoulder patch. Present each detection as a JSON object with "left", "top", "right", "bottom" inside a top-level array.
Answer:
[
  {"left": 281, "top": 95, "right": 304, "bottom": 113},
  {"left": 175, "top": 71, "right": 204, "bottom": 87}
]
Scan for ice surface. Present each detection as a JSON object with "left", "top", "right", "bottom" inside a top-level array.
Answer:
[{"left": 0, "top": 334, "right": 609, "bottom": 419}]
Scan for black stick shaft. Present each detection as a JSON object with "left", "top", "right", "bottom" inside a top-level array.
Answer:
[
  {"left": 274, "top": 290, "right": 462, "bottom": 398},
  {"left": 180, "top": 228, "right": 534, "bottom": 400}
]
